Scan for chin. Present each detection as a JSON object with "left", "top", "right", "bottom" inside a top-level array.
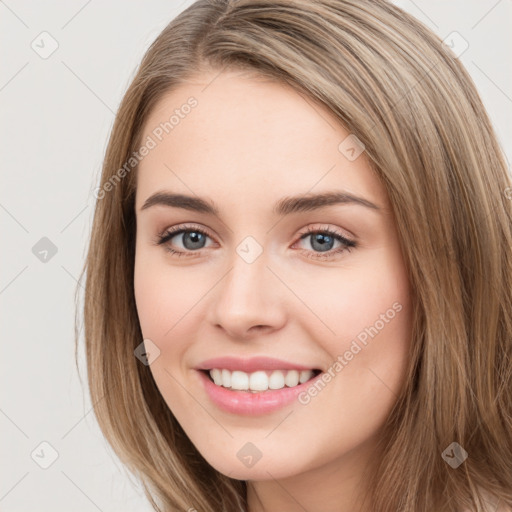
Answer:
[{"left": 199, "top": 446, "right": 310, "bottom": 481}]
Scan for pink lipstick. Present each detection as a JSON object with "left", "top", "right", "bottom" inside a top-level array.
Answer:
[{"left": 195, "top": 356, "right": 322, "bottom": 415}]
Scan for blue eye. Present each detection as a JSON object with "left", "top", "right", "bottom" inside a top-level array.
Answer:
[
  {"left": 296, "top": 226, "right": 356, "bottom": 259},
  {"left": 156, "top": 226, "right": 212, "bottom": 256}
]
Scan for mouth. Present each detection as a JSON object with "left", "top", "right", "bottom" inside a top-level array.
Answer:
[
  {"left": 200, "top": 368, "right": 322, "bottom": 393},
  {"left": 195, "top": 356, "right": 325, "bottom": 414}
]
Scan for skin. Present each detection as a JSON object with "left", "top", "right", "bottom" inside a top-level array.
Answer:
[{"left": 134, "top": 69, "right": 413, "bottom": 512}]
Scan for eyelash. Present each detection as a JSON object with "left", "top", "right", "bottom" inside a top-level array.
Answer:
[{"left": 154, "top": 224, "right": 357, "bottom": 260}]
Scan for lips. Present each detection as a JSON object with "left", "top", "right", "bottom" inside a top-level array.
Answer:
[
  {"left": 196, "top": 356, "right": 319, "bottom": 373},
  {"left": 195, "top": 356, "right": 323, "bottom": 415}
]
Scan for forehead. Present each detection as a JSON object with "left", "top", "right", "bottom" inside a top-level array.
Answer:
[{"left": 135, "top": 70, "right": 387, "bottom": 213}]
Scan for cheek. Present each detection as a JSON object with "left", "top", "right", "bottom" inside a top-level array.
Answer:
[
  {"left": 292, "top": 245, "right": 412, "bottom": 411},
  {"left": 133, "top": 248, "right": 204, "bottom": 339},
  {"left": 134, "top": 261, "right": 173, "bottom": 340},
  {"left": 133, "top": 249, "right": 220, "bottom": 392},
  {"left": 133, "top": 254, "right": 200, "bottom": 409},
  {"left": 286, "top": 249, "right": 410, "bottom": 347},
  {"left": 324, "top": 256, "right": 412, "bottom": 409}
]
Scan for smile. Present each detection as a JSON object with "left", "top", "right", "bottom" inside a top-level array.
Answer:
[{"left": 195, "top": 356, "right": 324, "bottom": 414}]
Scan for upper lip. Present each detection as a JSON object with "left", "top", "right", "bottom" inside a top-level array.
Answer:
[{"left": 196, "top": 356, "right": 318, "bottom": 373}]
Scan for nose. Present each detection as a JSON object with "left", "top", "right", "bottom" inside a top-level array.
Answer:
[{"left": 207, "top": 249, "right": 287, "bottom": 341}]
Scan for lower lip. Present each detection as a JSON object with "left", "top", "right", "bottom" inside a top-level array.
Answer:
[{"left": 196, "top": 370, "right": 322, "bottom": 416}]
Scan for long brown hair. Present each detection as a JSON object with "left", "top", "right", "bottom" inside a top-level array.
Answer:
[{"left": 77, "top": 0, "right": 512, "bottom": 510}]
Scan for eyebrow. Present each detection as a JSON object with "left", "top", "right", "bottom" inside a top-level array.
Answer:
[{"left": 140, "top": 190, "right": 381, "bottom": 216}]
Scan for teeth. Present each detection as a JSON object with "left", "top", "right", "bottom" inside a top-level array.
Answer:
[
  {"left": 249, "top": 371, "right": 268, "bottom": 391},
  {"left": 285, "top": 370, "right": 299, "bottom": 387},
  {"left": 299, "top": 370, "right": 312, "bottom": 384},
  {"left": 210, "top": 368, "right": 222, "bottom": 386},
  {"left": 208, "top": 368, "right": 316, "bottom": 392},
  {"left": 221, "top": 369, "right": 231, "bottom": 388},
  {"left": 231, "top": 370, "right": 249, "bottom": 390},
  {"left": 269, "top": 370, "right": 285, "bottom": 390}
]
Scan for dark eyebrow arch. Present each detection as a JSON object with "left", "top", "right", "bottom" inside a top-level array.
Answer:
[{"left": 140, "top": 191, "right": 380, "bottom": 215}]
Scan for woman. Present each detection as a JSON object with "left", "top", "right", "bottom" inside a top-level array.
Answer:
[{"left": 79, "top": 0, "right": 512, "bottom": 510}]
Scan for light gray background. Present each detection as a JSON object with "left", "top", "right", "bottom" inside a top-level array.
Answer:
[{"left": 1, "top": 1, "right": 511, "bottom": 510}]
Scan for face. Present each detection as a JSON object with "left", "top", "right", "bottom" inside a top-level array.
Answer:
[{"left": 133, "top": 69, "right": 412, "bottom": 484}]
